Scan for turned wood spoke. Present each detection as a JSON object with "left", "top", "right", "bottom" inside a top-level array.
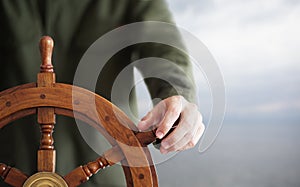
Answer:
[
  {"left": 0, "top": 36, "right": 161, "bottom": 187},
  {"left": 39, "top": 36, "right": 54, "bottom": 73},
  {"left": 64, "top": 146, "right": 123, "bottom": 187},
  {"left": 37, "top": 36, "right": 56, "bottom": 173},
  {"left": 63, "top": 125, "right": 178, "bottom": 187},
  {"left": 62, "top": 130, "right": 155, "bottom": 186},
  {"left": 0, "top": 163, "right": 28, "bottom": 187}
]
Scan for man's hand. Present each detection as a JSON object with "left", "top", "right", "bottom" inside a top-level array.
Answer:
[{"left": 137, "top": 95, "right": 205, "bottom": 154}]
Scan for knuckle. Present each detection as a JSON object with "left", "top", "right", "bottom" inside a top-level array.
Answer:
[
  {"left": 189, "top": 103, "right": 198, "bottom": 110},
  {"left": 184, "top": 132, "right": 193, "bottom": 140},
  {"left": 188, "top": 141, "right": 196, "bottom": 148},
  {"left": 183, "top": 120, "right": 194, "bottom": 129},
  {"left": 159, "top": 125, "right": 171, "bottom": 135},
  {"left": 168, "top": 144, "right": 180, "bottom": 152},
  {"left": 170, "top": 95, "right": 183, "bottom": 104},
  {"left": 165, "top": 137, "right": 176, "bottom": 146},
  {"left": 173, "top": 95, "right": 182, "bottom": 100},
  {"left": 198, "top": 112, "right": 203, "bottom": 122},
  {"left": 177, "top": 95, "right": 184, "bottom": 101},
  {"left": 168, "top": 106, "right": 180, "bottom": 116}
]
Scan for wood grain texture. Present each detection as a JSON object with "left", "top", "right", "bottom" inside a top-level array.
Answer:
[
  {"left": 39, "top": 36, "right": 54, "bottom": 73},
  {"left": 0, "top": 163, "right": 28, "bottom": 187},
  {"left": 0, "top": 83, "right": 37, "bottom": 128},
  {"left": 37, "top": 70, "right": 56, "bottom": 172},
  {"left": 64, "top": 146, "right": 123, "bottom": 187},
  {"left": 37, "top": 150, "right": 56, "bottom": 172},
  {"left": 54, "top": 108, "right": 117, "bottom": 147},
  {"left": 0, "top": 36, "right": 159, "bottom": 186},
  {"left": 63, "top": 166, "right": 89, "bottom": 187},
  {"left": 0, "top": 83, "right": 158, "bottom": 186},
  {"left": 36, "top": 73, "right": 55, "bottom": 130}
]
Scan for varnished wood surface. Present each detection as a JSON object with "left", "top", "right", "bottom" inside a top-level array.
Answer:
[
  {"left": 64, "top": 146, "right": 123, "bottom": 187},
  {"left": 0, "top": 35, "right": 159, "bottom": 187},
  {"left": 39, "top": 36, "right": 54, "bottom": 73},
  {"left": 0, "top": 163, "right": 28, "bottom": 187},
  {"left": 36, "top": 70, "right": 56, "bottom": 172},
  {"left": 37, "top": 150, "right": 56, "bottom": 173},
  {"left": 0, "top": 83, "right": 157, "bottom": 186}
]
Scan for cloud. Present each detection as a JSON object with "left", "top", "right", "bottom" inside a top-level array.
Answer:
[
  {"left": 166, "top": 0, "right": 300, "bottom": 71},
  {"left": 165, "top": 0, "right": 300, "bottom": 123}
]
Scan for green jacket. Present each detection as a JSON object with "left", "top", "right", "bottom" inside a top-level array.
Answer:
[{"left": 0, "top": 0, "right": 195, "bottom": 186}]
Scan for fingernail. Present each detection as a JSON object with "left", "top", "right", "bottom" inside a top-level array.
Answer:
[
  {"left": 161, "top": 141, "right": 169, "bottom": 149},
  {"left": 141, "top": 117, "right": 147, "bottom": 121},
  {"left": 161, "top": 148, "right": 168, "bottom": 154},
  {"left": 142, "top": 113, "right": 151, "bottom": 121},
  {"left": 156, "top": 131, "right": 164, "bottom": 139}
]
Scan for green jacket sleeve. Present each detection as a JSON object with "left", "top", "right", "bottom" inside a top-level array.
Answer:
[{"left": 127, "top": 0, "right": 196, "bottom": 103}]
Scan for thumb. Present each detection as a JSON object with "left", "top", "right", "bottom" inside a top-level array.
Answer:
[
  {"left": 137, "top": 112, "right": 154, "bottom": 131},
  {"left": 137, "top": 100, "right": 166, "bottom": 131}
]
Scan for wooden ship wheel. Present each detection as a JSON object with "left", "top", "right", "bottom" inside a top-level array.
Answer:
[{"left": 0, "top": 36, "right": 170, "bottom": 187}]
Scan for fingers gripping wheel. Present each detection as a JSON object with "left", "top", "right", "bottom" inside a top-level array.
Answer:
[{"left": 0, "top": 36, "right": 160, "bottom": 187}]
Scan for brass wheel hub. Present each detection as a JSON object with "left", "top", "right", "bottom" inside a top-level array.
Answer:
[{"left": 23, "top": 172, "right": 68, "bottom": 187}]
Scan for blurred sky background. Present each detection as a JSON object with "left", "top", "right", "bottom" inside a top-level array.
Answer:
[{"left": 135, "top": 0, "right": 300, "bottom": 186}]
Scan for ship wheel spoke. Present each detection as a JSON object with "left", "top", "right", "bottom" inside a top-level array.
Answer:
[{"left": 0, "top": 163, "right": 28, "bottom": 187}]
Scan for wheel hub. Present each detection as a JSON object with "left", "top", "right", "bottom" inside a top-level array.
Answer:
[{"left": 23, "top": 172, "right": 68, "bottom": 187}]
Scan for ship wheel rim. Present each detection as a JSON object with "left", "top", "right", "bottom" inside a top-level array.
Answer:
[{"left": 0, "top": 83, "right": 158, "bottom": 187}]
